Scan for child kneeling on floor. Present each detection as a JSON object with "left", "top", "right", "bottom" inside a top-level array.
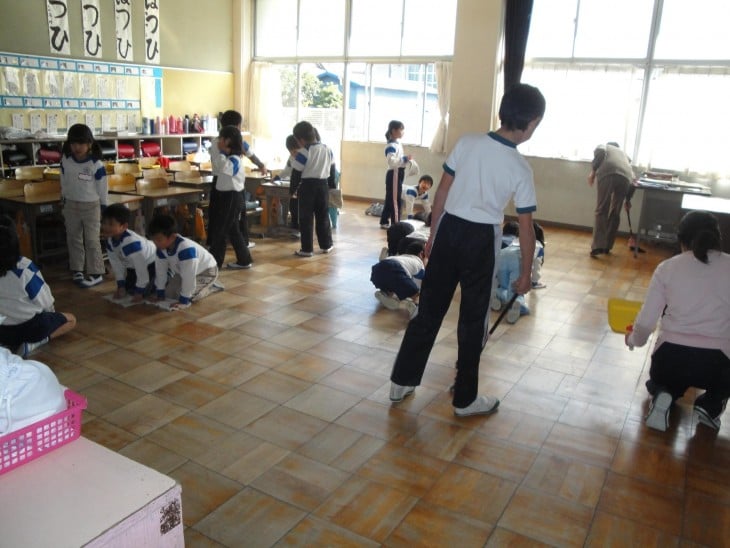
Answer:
[
  {"left": 491, "top": 221, "right": 546, "bottom": 323},
  {"left": 0, "top": 221, "right": 77, "bottom": 357},
  {"left": 147, "top": 214, "right": 222, "bottom": 311},
  {"left": 371, "top": 240, "right": 425, "bottom": 319}
]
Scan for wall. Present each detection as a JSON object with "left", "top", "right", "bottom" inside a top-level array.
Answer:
[{"left": 162, "top": 69, "right": 233, "bottom": 121}]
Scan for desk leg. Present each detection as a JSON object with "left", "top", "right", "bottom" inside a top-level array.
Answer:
[{"left": 25, "top": 205, "right": 40, "bottom": 265}]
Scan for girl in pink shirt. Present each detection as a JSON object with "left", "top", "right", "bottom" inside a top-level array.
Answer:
[{"left": 627, "top": 210, "right": 730, "bottom": 432}]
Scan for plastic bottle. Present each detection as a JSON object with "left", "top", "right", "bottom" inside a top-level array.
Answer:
[
  {"left": 168, "top": 115, "right": 176, "bottom": 134},
  {"left": 183, "top": 115, "right": 190, "bottom": 134},
  {"left": 160, "top": 117, "right": 167, "bottom": 135},
  {"left": 176, "top": 116, "right": 183, "bottom": 135},
  {"left": 155, "top": 116, "right": 161, "bottom": 135}
]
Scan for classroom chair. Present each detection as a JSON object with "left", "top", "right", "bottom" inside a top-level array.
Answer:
[
  {"left": 108, "top": 173, "right": 137, "bottom": 193},
  {"left": 0, "top": 178, "right": 26, "bottom": 198},
  {"left": 113, "top": 162, "right": 140, "bottom": 175},
  {"left": 14, "top": 166, "right": 45, "bottom": 180},
  {"left": 168, "top": 160, "right": 192, "bottom": 172}
]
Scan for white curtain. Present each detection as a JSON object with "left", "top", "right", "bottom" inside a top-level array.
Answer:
[
  {"left": 429, "top": 61, "right": 452, "bottom": 154},
  {"left": 249, "top": 61, "right": 281, "bottom": 139}
]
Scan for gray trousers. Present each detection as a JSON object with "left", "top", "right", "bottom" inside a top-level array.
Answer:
[
  {"left": 63, "top": 199, "right": 104, "bottom": 275},
  {"left": 592, "top": 174, "right": 630, "bottom": 251}
]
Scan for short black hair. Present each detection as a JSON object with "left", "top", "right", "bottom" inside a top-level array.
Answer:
[
  {"left": 0, "top": 225, "right": 20, "bottom": 274},
  {"left": 219, "top": 125, "right": 244, "bottom": 156},
  {"left": 499, "top": 83, "right": 546, "bottom": 131},
  {"left": 293, "top": 121, "right": 317, "bottom": 143},
  {"left": 402, "top": 240, "right": 425, "bottom": 257},
  {"left": 503, "top": 221, "right": 519, "bottom": 237},
  {"left": 102, "top": 203, "right": 131, "bottom": 225},
  {"left": 147, "top": 214, "right": 177, "bottom": 237},
  {"left": 419, "top": 175, "right": 434, "bottom": 187},
  {"left": 220, "top": 110, "right": 243, "bottom": 127},
  {"left": 62, "top": 123, "right": 103, "bottom": 160},
  {"left": 285, "top": 134, "right": 298, "bottom": 152}
]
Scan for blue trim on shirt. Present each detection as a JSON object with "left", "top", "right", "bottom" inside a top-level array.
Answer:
[
  {"left": 294, "top": 151, "right": 307, "bottom": 165},
  {"left": 178, "top": 247, "right": 197, "bottom": 261},
  {"left": 243, "top": 141, "right": 250, "bottom": 153},
  {"left": 442, "top": 162, "right": 455, "bottom": 176},
  {"left": 179, "top": 296, "right": 191, "bottom": 305},
  {"left": 94, "top": 166, "right": 106, "bottom": 180},
  {"left": 488, "top": 131, "right": 517, "bottom": 148},
  {"left": 516, "top": 205, "right": 537, "bottom": 214},
  {"left": 405, "top": 188, "right": 417, "bottom": 198},
  {"left": 385, "top": 145, "right": 396, "bottom": 156},
  {"left": 122, "top": 241, "right": 142, "bottom": 256},
  {"left": 25, "top": 273, "right": 44, "bottom": 300},
  {"left": 156, "top": 249, "right": 166, "bottom": 259},
  {"left": 230, "top": 156, "right": 240, "bottom": 177}
]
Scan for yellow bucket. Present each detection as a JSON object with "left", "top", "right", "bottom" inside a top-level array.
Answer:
[{"left": 607, "top": 298, "right": 642, "bottom": 333}]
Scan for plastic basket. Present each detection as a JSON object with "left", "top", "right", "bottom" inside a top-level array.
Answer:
[
  {"left": 607, "top": 298, "right": 642, "bottom": 334},
  {"left": 0, "top": 389, "right": 86, "bottom": 476}
]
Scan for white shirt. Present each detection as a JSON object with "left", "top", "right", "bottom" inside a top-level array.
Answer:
[
  {"left": 292, "top": 142, "right": 334, "bottom": 179},
  {"left": 210, "top": 138, "right": 245, "bottom": 192},
  {"left": 154, "top": 236, "right": 217, "bottom": 304},
  {"left": 0, "top": 257, "right": 55, "bottom": 324},
  {"left": 105, "top": 229, "right": 157, "bottom": 293},
  {"left": 443, "top": 132, "right": 536, "bottom": 224}
]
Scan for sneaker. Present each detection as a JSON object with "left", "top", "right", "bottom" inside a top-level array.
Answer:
[
  {"left": 380, "top": 224, "right": 390, "bottom": 230},
  {"left": 401, "top": 298, "right": 418, "bottom": 319},
  {"left": 645, "top": 391, "right": 672, "bottom": 431},
  {"left": 79, "top": 274, "right": 103, "bottom": 288},
  {"left": 294, "top": 249, "right": 314, "bottom": 257},
  {"left": 389, "top": 382, "right": 415, "bottom": 402},
  {"left": 72, "top": 271, "right": 85, "bottom": 284},
  {"left": 321, "top": 246, "right": 334, "bottom": 254},
  {"left": 289, "top": 231, "right": 301, "bottom": 239},
  {"left": 490, "top": 295, "right": 503, "bottom": 311},
  {"left": 226, "top": 262, "right": 253, "bottom": 270},
  {"left": 211, "top": 280, "right": 225, "bottom": 291},
  {"left": 374, "top": 290, "right": 400, "bottom": 310},
  {"left": 454, "top": 395, "right": 500, "bottom": 417},
  {"left": 694, "top": 405, "right": 722, "bottom": 431},
  {"left": 19, "top": 337, "right": 49, "bottom": 358},
  {"left": 532, "top": 281, "right": 547, "bottom": 289},
  {"left": 247, "top": 242, "right": 256, "bottom": 249},
  {"left": 379, "top": 246, "right": 389, "bottom": 261},
  {"left": 506, "top": 299, "right": 521, "bottom": 324}
]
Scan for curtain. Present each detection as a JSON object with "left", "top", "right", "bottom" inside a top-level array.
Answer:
[
  {"left": 503, "top": 0, "right": 534, "bottom": 91},
  {"left": 429, "top": 61, "right": 452, "bottom": 154},
  {"left": 249, "top": 61, "right": 281, "bottom": 139}
]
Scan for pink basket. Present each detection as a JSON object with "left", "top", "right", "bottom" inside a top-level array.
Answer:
[{"left": 0, "top": 389, "right": 86, "bottom": 476}]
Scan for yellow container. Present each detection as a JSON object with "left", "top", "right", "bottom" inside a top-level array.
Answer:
[{"left": 607, "top": 298, "right": 642, "bottom": 333}]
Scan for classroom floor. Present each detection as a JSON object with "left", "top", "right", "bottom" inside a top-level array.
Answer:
[{"left": 39, "top": 202, "right": 730, "bottom": 547}]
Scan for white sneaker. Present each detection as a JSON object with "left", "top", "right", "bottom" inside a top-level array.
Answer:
[
  {"left": 374, "top": 290, "right": 400, "bottom": 310},
  {"left": 695, "top": 406, "right": 721, "bottom": 431},
  {"left": 79, "top": 274, "right": 103, "bottom": 288},
  {"left": 490, "top": 295, "right": 503, "bottom": 311},
  {"left": 454, "top": 395, "right": 500, "bottom": 417},
  {"left": 506, "top": 299, "right": 521, "bottom": 324},
  {"left": 379, "top": 246, "right": 389, "bottom": 261},
  {"left": 226, "top": 262, "right": 253, "bottom": 270},
  {"left": 247, "top": 242, "right": 256, "bottom": 249},
  {"left": 321, "top": 246, "right": 334, "bottom": 254},
  {"left": 72, "top": 271, "right": 85, "bottom": 284},
  {"left": 389, "top": 382, "right": 415, "bottom": 402},
  {"left": 294, "top": 249, "right": 313, "bottom": 257},
  {"left": 19, "top": 337, "right": 49, "bottom": 358},
  {"left": 645, "top": 391, "right": 672, "bottom": 431},
  {"left": 401, "top": 298, "right": 418, "bottom": 319}
]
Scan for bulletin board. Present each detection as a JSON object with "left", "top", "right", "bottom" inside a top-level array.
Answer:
[{"left": 0, "top": 50, "right": 162, "bottom": 135}]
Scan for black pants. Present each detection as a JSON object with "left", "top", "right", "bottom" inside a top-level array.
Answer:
[
  {"left": 390, "top": 214, "right": 496, "bottom": 408},
  {"left": 208, "top": 189, "right": 252, "bottom": 267},
  {"left": 289, "top": 179, "right": 300, "bottom": 229},
  {"left": 380, "top": 168, "right": 405, "bottom": 226},
  {"left": 650, "top": 342, "right": 730, "bottom": 417},
  {"left": 298, "top": 179, "right": 332, "bottom": 253},
  {"left": 124, "top": 264, "right": 156, "bottom": 295}
]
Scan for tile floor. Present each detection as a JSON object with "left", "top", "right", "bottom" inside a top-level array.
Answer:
[{"left": 35, "top": 202, "right": 730, "bottom": 547}]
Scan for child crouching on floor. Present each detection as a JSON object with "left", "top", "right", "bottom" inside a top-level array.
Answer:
[
  {"left": 147, "top": 214, "right": 222, "bottom": 310},
  {"left": 491, "top": 221, "right": 546, "bottom": 323},
  {"left": 371, "top": 240, "right": 425, "bottom": 319}
]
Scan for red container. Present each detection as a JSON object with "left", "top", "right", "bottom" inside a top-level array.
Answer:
[{"left": 0, "top": 389, "right": 86, "bottom": 476}]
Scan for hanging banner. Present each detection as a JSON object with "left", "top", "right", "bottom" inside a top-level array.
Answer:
[
  {"left": 46, "top": 0, "right": 71, "bottom": 55},
  {"left": 81, "top": 0, "right": 103, "bottom": 58},
  {"left": 144, "top": 0, "right": 160, "bottom": 65},
  {"left": 115, "top": 0, "right": 134, "bottom": 61}
]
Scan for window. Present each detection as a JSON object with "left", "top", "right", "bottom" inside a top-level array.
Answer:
[{"left": 522, "top": 0, "right": 730, "bottom": 177}]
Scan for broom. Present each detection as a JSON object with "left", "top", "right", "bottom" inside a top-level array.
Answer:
[{"left": 626, "top": 206, "right": 645, "bottom": 256}]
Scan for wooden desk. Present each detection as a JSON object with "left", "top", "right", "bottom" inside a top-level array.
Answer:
[
  {"left": 0, "top": 191, "right": 64, "bottom": 264},
  {"left": 134, "top": 186, "right": 202, "bottom": 236},
  {"left": 108, "top": 192, "right": 144, "bottom": 212},
  {"left": 0, "top": 437, "right": 183, "bottom": 547},
  {"left": 261, "top": 181, "right": 294, "bottom": 237}
]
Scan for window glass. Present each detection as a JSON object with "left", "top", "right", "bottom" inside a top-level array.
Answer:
[
  {"left": 298, "top": 0, "right": 345, "bottom": 56},
  {"left": 298, "top": 63, "right": 345, "bottom": 162},
  {"left": 402, "top": 0, "right": 457, "bottom": 56},
  {"left": 520, "top": 64, "right": 643, "bottom": 160},
  {"left": 573, "top": 0, "right": 654, "bottom": 58},
  {"left": 255, "top": 0, "right": 297, "bottom": 57},
  {"left": 655, "top": 0, "right": 730, "bottom": 60},
  {"left": 343, "top": 63, "right": 370, "bottom": 142},
  {"left": 526, "top": 0, "right": 577, "bottom": 58},
  {"left": 349, "top": 0, "right": 402, "bottom": 57}
]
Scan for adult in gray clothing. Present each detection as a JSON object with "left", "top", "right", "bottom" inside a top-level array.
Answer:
[{"left": 588, "top": 142, "right": 635, "bottom": 257}]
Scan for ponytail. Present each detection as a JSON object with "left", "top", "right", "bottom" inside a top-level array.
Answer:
[{"left": 677, "top": 210, "right": 721, "bottom": 264}]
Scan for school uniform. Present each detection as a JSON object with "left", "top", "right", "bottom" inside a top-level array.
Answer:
[
  {"left": 0, "top": 257, "right": 68, "bottom": 348},
  {"left": 371, "top": 254, "right": 425, "bottom": 300},
  {"left": 380, "top": 139, "right": 408, "bottom": 227},
  {"left": 401, "top": 184, "right": 431, "bottom": 219},
  {"left": 105, "top": 229, "right": 157, "bottom": 295},
  {"left": 60, "top": 154, "right": 108, "bottom": 275},
  {"left": 291, "top": 142, "right": 335, "bottom": 253},
  {"left": 154, "top": 235, "right": 219, "bottom": 305},
  {"left": 390, "top": 131, "right": 537, "bottom": 408}
]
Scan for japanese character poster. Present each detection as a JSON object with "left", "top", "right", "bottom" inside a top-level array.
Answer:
[
  {"left": 81, "top": 0, "right": 103, "bottom": 58},
  {"left": 144, "top": 0, "right": 160, "bottom": 65},
  {"left": 46, "top": 0, "right": 71, "bottom": 55},
  {"left": 115, "top": 0, "right": 134, "bottom": 61}
]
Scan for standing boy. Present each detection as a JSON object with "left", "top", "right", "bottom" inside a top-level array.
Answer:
[
  {"left": 102, "top": 203, "right": 157, "bottom": 302},
  {"left": 389, "top": 83, "right": 546, "bottom": 417},
  {"left": 147, "top": 214, "right": 221, "bottom": 310}
]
